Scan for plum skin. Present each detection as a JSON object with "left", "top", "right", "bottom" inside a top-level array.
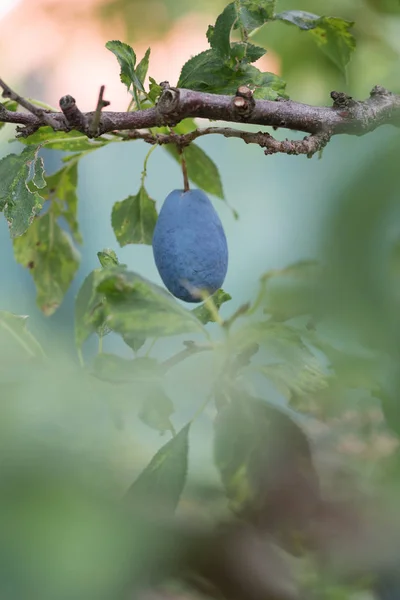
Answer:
[{"left": 152, "top": 188, "right": 228, "bottom": 303}]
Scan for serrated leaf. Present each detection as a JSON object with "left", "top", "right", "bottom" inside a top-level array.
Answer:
[
  {"left": 0, "top": 146, "right": 44, "bottom": 238},
  {"left": 208, "top": 2, "right": 237, "bottom": 58},
  {"left": 111, "top": 186, "right": 158, "bottom": 246},
  {"left": 178, "top": 49, "right": 286, "bottom": 99},
  {"left": 95, "top": 270, "right": 206, "bottom": 339},
  {"left": 214, "top": 391, "right": 319, "bottom": 545},
  {"left": 18, "top": 127, "right": 106, "bottom": 151},
  {"left": 0, "top": 311, "right": 45, "bottom": 358},
  {"left": 148, "top": 77, "right": 162, "bottom": 103},
  {"left": 13, "top": 212, "right": 80, "bottom": 315},
  {"left": 91, "top": 353, "right": 161, "bottom": 384},
  {"left": 106, "top": 40, "right": 144, "bottom": 93},
  {"left": 165, "top": 143, "right": 224, "bottom": 199},
  {"left": 275, "top": 12, "right": 355, "bottom": 73},
  {"left": 136, "top": 47, "right": 151, "bottom": 87},
  {"left": 127, "top": 423, "right": 190, "bottom": 514},
  {"left": 42, "top": 162, "right": 82, "bottom": 244},
  {"left": 235, "top": 0, "right": 275, "bottom": 34},
  {"left": 192, "top": 289, "right": 232, "bottom": 324},
  {"left": 230, "top": 42, "right": 266, "bottom": 64},
  {"left": 97, "top": 248, "right": 120, "bottom": 268}
]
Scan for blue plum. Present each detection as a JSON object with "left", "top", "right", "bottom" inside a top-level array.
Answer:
[{"left": 152, "top": 188, "right": 228, "bottom": 302}]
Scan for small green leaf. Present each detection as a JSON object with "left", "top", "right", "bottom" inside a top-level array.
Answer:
[
  {"left": 165, "top": 143, "right": 224, "bottom": 199},
  {"left": 97, "top": 248, "right": 120, "bottom": 268},
  {"left": 75, "top": 269, "right": 108, "bottom": 349},
  {"left": 208, "top": 2, "right": 237, "bottom": 58},
  {"left": 178, "top": 49, "right": 286, "bottom": 99},
  {"left": 106, "top": 40, "right": 144, "bottom": 93},
  {"left": 148, "top": 78, "right": 162, "bottom": 104},
  {"left": 275, "top": 12, "right": 355, "bottom": 73},
  {"left": 0, "top": 311, "right": 45, "bottom": 358},
  {"left": 18, "top": 127, "right": 106, "bottom": 151},
  {"left": 42, "top": 162, "right": 82, "bottom": 244},
  {"left": 96, "top": 270, "right": 206, "bottom": 339},
  {"left": 136, "top": 48, "right": 151, "bottom": 87},
  {"left": 121, "top": 332, "right": 146, "bottom": 353},
  {"left": 13, "top": 213, "right": 80, "bottom": 315},
  {"left": 111, "top": 186, "right": 158, "bottom": 246},
  {"left": 127, "top": 423, "right": 190, "bottom": 514},
  {"left": 230, "top": 42, "right": 266, "bottom": 64},
  {"left": 235, "top": 0, "right": 276, "bottom": 34},
  {"left": 0, "top": 146, "right": 44, "bottom": 238},
  {"left": 192, "top": 289, "right": 232, "bottom": 324},
  {"left": 139, "top": 385, "right": 175, "bottom": 433},
  {"left": 275, "top": 10, "right": 320, "bottom": 30},
  {"left": 91, "top": 353, "right": 161, "bottom": 384}
]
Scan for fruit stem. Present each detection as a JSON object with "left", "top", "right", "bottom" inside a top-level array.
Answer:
[{"left": 178, "top": 145, "right": 190, "bottom": 192}]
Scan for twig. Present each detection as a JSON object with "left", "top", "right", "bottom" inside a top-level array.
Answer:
[
  {"left": 0, "top": 77, "right": 60, "bottom": 129},
  {"left": 89, "top": 85, "right": 110, "bottom": 137},
  {"left": 161, "top": 341, "right": 212, "bottom": 373},
  {"left": 1, "top": 77, "right": 400, "bottom": 156}
]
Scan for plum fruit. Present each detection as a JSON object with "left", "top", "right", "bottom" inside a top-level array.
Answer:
[{"left": 152, "top": 189, "right": 228, "bottom": 302}]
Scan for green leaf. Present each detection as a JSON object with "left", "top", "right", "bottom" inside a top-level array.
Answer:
[
  {"left": 75, "top": 269, "right": 108, "bottom": 349},
  {"left": 192, "top": 289, "right": 232, "bottom": 324},
  {"left": 18, "top": 127, "right": 106, "bottom": 151},
  {"left": 275, "top": 12, "right": 355, "bottom": 73},
  {"left": 235, "top": 0, "right": 276, "bottom": 34},
  {"left": 111, "top": 186, "right": 158, "bottom": 246},
  {"left": 139, "top": 385, "right": 175, "bottom": 433},
  {"left": 0, "top": 311, "right": 45, "bottom": 358},
  {"left": 165, "top": 143, "right": 224, "bottom": 199},
  {"left": 214, "top": 391, "right": 319, "bottom": 540},
  {"left": 105, "top": 40, "right": 144, "bottom": 93},
  {"left": 121, "top": 332, "right": 146, "bottom": 353},
  {"left": 95, "top": 270, "right": 206, "bottom": 339},
  {"left": 136, "top": 48, "right": 151, "bottom": 87},
  {"left": 127, "top": 423, "right": 190, "bottom": 514},
  {"left": 0, "top": 146, "right": 44, "bottom": 238},
  {"left": 97, "top": 248, "right": 120, "bottom": 268},
  {"left": 275, "top": 10, "right": 320, "bottom": 30},
  {"left": 13, "top": 213, "right": 80, "bottom": 315},
  {"left": 42, "top": 162, "right": 82, "bottom": 244},
  {"left": 90, "top": 353, "right": 161, "bottom": 384},
  {"left": 208, "top": 2, "right": 237, "bottom": 58},
  {"left": 148, "top": 77, "right": 162, "bottom": 104},
  {"left": 235, "top": 320, "right": 329, "bottom": 399},
  {"left": 230, "top": 42, "right": 266, "bottom": 64},
  {"left": 309, "top": 17, "right": 355, "bottom": 74},
  {"left": 178, "top": 49, "right": 286, "bottom": 99}
]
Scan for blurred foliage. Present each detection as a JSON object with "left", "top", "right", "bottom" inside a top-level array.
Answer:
[{"left": 0, "top": 1, "right": 399, "bottom": 599}]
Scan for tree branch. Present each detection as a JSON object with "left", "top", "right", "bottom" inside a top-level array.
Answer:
[{"left": 1, "top": 78, "right": 399, "bottom": 157}]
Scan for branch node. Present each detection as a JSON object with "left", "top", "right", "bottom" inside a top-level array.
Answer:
[
  {"left": 331, "top": 91, "right": 356, "bottom": 109},
  {"left": 232, "top": 87, "right": 255, "bottom": 119},
  {"left": 59, "top": 94, "right": 87, "bottom": 131},
  {"left": 370, "top": 85, "right": 392, "bottom": 98}
]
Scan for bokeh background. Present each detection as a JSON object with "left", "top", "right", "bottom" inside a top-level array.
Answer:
[
  {"left": 1, "top": 0, "right": 400, "bottom": 476},
  {"left": 1, "top": 2, "right": 400, "bottom": 598}
]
